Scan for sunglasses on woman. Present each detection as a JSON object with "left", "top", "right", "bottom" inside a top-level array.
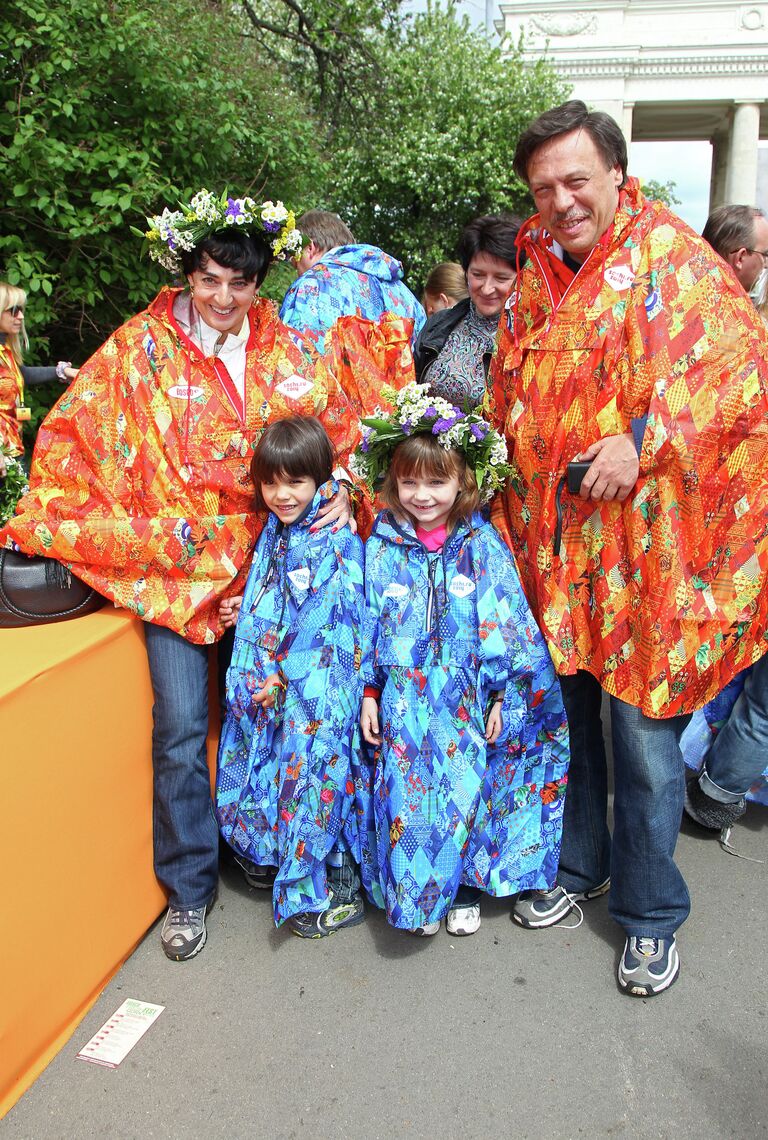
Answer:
[{"left": 4, "top": 305, "right": 24, "bottom": 318}]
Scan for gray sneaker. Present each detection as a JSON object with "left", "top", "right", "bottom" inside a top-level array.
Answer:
[
  {"left": 160, "top": 904, "right": 208, "bottom": 961},
  {"left": 512, "top": 878, "right": 610, "bottom": 929},
  {"left": 618, "top": 936, "right": 680, "bottom": 996}
]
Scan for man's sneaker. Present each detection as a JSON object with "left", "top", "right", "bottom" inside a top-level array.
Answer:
[
  {"left": 409, "top": 921, "right": 441, "bottom": 937},
  {"left": 235, "top": 855, "right": 277, "bottom": 890},
  {"left": 512, "top": 878, "right": 610, "bottom": 929},
  {"left": 160, "top": 904, "right": 207, "bottom": 961},
  {"left": 289, "top": 892, "right": 365, "bottom": 939},
  {"left": 618, "top": 936, "right": 680, "bottom": 996},
  {"left": 684, "top": 777, "right": 746, "bottom": 830},
  {"left": 446, "top": 902, "right": 481, "bottom": 936}
]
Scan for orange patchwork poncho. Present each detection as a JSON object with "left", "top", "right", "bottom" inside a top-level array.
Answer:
[
  {"left": 1, "top": 288, "right": 359, "bottom": 644},
  {"left": 486, "top": 179, "right": 768, "bottom": 718}
]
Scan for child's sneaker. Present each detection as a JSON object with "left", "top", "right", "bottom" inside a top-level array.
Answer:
[
  {"left": 617, "top": 936, "right": 680, "bottom": 996},
  {"left": 446, "top": 901, "right": 481, "bottom": 936},
  {"left": 409, "top": 921, "right": 440, "bottom": 937},
  {"left": 235, "top": 855, "right": 277, "bottom": 890},
  {"left": 160, "top": 904, "right": 208, "bottom": 961},
  {"left": 289, "top": 893, "right": 365, "bottom": 938}
]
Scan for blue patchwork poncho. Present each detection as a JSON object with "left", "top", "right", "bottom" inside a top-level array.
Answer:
[
  {"left": 355, "top": 510, "right": 570, "bottom": 930},
  {"left": 216, "top": 482, "right": 365, "bottom": 924},
  {"left": 279, "top": 244, "right": 426, "bottom": 354}
]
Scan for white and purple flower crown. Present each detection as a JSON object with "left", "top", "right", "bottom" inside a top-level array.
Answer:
[
  {"left": 350, "top": 381, "right": 512, "bottom": 504},
  {"left": 134, "top": 189, "right": 304, "bottom": 273}
]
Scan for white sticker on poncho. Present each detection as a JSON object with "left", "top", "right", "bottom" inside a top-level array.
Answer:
[
  {"left": 604, "top": 266, "right": 635, "bottom": 293},
  {"left": 168, "top": 384, "right": 204, "bottom": 400},
  {"left": 449, "top": 574, "right": 475, "bottom": 598},
  {"left": 382, "top": 582, "right": 409, "bottom": 599},
  {"left": 275, "top": 374, "right": 314, "bottom": 399},
  {"left": 287, "top": 567, "right": 311, "bottom": 590}
]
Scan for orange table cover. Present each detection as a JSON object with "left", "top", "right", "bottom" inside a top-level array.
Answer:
[{"left": 0, "top": 610, "right": 166, "bottom": 1116}]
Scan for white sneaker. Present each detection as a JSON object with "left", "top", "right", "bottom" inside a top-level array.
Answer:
[
  {"left": 409, "top": 921, "right": 441, "bottom": 937},
  {"left": 446, "top": 901, "right": 481, "bottom": 936}
]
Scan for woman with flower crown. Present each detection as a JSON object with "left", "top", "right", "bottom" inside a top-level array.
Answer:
[
  {"left": 353, "top": 383, "right": 569, "bottom": 937},
  {"left": 1, "top": 190, "right": 361, "bottom": 962}
]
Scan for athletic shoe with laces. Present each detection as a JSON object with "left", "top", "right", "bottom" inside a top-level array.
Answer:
[
  {"left": 289, "top": 892, "right": 365, "bottom": 938},
  {"left": 512, "top": 877, "right": 610, "bottom": 929},
  {"left": 618, "top": 935, "right": 680, "bottom": 996},
  {"left": 235, "top": 855, "right": 277, "bottom": 890},
  {"left": 684, "top": 777, "right": 746, "bottom": 830},
  {"left": 446, "top": 901, "right": 481, "bottom": 936},
  {"left": 160, "top": 904, "right": 208, "bottom": 961},
  {"left": 409, "top": 921, "right": 441, "bottom": 937}
]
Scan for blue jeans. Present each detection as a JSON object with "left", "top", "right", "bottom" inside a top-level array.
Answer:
[
  {"left": 700, "top": 652, "right": 768, "bottom": 802},
  {"left": 144, "top": 624, "right": 227, "bottom": 910},
  {"left": 558, "top": 672, "right": 691, "bottom": 938}
]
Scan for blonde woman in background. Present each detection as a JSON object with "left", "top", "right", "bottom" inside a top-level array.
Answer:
[
  {"left": 0, "top": 282, "right": 78, "bottom": 473},
  {"left": 422, "top": 261, "right": 468, "bottom": 316}
]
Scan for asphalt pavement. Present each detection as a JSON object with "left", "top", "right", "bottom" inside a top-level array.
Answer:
[{"left": 4, "top": 806, "right": 766, "bottom": 1139}]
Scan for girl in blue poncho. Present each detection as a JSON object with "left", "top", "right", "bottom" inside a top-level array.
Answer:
[
  {"left": 216, "top": 416, "right": 366, "bottom": 938},
  {"left": 354, "top": 383, "right": 569, "bottom": 938}
]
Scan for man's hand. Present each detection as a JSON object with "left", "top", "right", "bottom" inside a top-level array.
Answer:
[
  {"left": 312, "top": 484, "right": 357, "bottom": 534},
  {"left": 360, "top": 696, "right": 382, "bottom": 746},
  {"left": 577, "top": 434, "right": 639, "bottom": 502},
  {"left": 219, "top": 595, "right": 242, "bottom": 629}
]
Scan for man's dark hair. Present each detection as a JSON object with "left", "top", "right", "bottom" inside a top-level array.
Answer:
[
  {"left": 250, "top": 416, "right": 335, "bottom": 510},
  {"left": 180, "top": 230, "right": 271, "bottom": 286},
  {"left": 702, "top": 204, "right": 766, "bottom": 259},
  {"left": 297, "top": 209, "right": 355, "bottom": 252},
  {"left": 513, "top": 99, "right": 628, "bottom": 187},
  {"left": 457, "top": 215, "right": 522, "bottom": 272}
]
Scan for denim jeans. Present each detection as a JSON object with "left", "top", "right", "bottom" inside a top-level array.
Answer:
[
  {"left": 558, "top": 672, "right": 691, "bottom": 938},
  {"left": 700, "top": 652, "right": 768, "bottom": 802},
  {"left": 144, "top": 624, "right": 232, "bottom": 910}
]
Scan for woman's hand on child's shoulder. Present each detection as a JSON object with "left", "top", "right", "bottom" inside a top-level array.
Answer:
[
  {"left": 360, "top": 696, "right": 382, "bottom": 746},
  {"left": 312, "top": 484, "right": 357, "bottom": 535}
]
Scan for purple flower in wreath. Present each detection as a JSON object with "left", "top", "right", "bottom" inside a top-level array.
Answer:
[
  {"left": 262, "top": 219, "right": 281, "bottom": 233},
  {"left": 432, "top": 413, "right": 459, "bottom": 433},
  {"left": 423, "top": 405, "right": 438, "bottom": 420},
  {"left": 401, "top": 419, "right": 414, "bottom": 435},
  {"left": 360, "top": 425, "right": 375, "bottom": 453},
  {"left": 470, "top": 422, "right": 488, "bottom": 441},
  {"left": 225, "top": 197, "right": 246, "bottom": 225}
]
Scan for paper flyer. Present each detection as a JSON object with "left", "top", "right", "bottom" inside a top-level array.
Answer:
[{"left": 76, "top": 999, "right": 165, "bottom": 1068}]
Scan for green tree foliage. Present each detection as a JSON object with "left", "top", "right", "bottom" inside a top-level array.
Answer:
[
  {"left": 641, "top": 179, "right": 682, "bottom": 208},
  {"left": 0, "top": 0, "right": 322, "bottom": 361},
  {"left": 325, "top": 4, "right": 569, "bottom": 283},
  {"left": 238, "top": 0, "right": 404, "bottom": 131}
]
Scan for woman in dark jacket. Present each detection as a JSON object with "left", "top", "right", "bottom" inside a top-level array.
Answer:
[{"left": 413, "top": 215, "right": 521, "bottom": 409}]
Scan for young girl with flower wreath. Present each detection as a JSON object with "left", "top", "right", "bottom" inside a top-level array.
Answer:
[
  {"left": 217, "top": 416, "right": 367, "bottom": 938},
  {"left": 353, "top": 382, "right": 569, "bottom": 937}
]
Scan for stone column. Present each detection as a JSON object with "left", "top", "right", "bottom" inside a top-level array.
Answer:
[
  {"left": 724, "top": 102, "right": 761, "bottom": 205},
  {"left": 622, "top": 103, "right": 634, "bottom": 148},
  {"left": 709, "top": 134, "right": 729, "bottom": 211}
]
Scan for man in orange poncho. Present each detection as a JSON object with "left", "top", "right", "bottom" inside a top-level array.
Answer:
[
  {"left": 485, "top": 102, "right": 768, "bottom": 996},
  {"left": 2, "top": 194, "right": 360, "bottom": 961}
]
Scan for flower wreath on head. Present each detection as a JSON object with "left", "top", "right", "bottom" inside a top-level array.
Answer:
[
  {"left": 132, "top": 188, "right": 305, "bottom": 273},
  {"left": 350, "top": 381, "right": 512, "bottom": 505}
]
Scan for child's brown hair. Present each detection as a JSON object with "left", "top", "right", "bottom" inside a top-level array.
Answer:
[
  {"left": 250, "top": 416, "right": 334, "bottom": 512},
  {"left": 380, "top": 433, "right": 480, "bottom": 531}
]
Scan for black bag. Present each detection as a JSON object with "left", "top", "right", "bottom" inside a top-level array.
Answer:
[{"left": 0, "top": 549, "right": 105, "bottom": 628}]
